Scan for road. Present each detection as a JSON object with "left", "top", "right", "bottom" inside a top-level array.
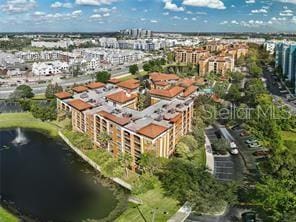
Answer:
[
  {"left": 263, "top": 69, "right": 296, "bottom": 112},
  {"left": 0, "top": 63, "right": 143, "bottom": 99}
]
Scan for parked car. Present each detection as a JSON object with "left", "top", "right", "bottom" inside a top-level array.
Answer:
[
  {"left": 242, "top": 212, "right": 256, "bottom": 222},
  {"left": 248, "top": 143, "right": 262, "bottom": 148}
]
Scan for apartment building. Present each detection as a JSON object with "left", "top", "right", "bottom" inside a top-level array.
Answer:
[
  {"left": 32, "top": 61, "right": 69, "bottom": 76},
  {"left": 56, "top": 73, "right": 197, "bottom": 169},
  {"left": 175, "top": 48, "right": 210, "bottom": 64},
  {"left": 208, "top": 56, "right": 234, "bottom": 76},
  {"left": 174, "top": 43, "right": 247, "bottom": 76},
  {"left": 275, "top": 42, "right": 296, "bottom": 93}
]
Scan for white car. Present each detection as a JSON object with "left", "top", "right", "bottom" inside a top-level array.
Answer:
[{"left": 230, "top": 142, "right": 239, "bottom": 155}]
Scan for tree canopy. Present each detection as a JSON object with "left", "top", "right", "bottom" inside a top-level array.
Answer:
[{"left": 96, "top": 71, "right": 111, "bottom": 83}]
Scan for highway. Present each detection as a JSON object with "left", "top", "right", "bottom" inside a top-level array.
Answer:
[{"left": 0, "top": 63, "right": 143, "bottom": 99}]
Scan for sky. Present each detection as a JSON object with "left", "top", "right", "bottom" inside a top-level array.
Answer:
[{"left": 1, "top": 0, "right": 296, "bottom": 32}]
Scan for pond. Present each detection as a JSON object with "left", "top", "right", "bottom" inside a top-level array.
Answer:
[{"left": 0, "top": 128, "right": 126, "bottom": 222}]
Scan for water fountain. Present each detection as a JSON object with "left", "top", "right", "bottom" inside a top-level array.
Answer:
[{"left": 12, "top": 128, "right": 28, "bottom": 146}]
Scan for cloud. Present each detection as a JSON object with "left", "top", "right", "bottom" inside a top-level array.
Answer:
[
  {"left": 150, "top": 19, "right": 158, "bottom": 23},
  {"left": 0, "top": 0, "right": 36, "bottom": 13},
  {"left": 75, "top": 0, "right": 119, "bottom": 6},
  {"left": 279, "top": 9, "right": 293, "bottom": 16},
  {"left": 276, "top": 0, "right": 296, "bottom": 4},
  {"left": 51, "top": 1, "right": 72, "bottom": 8},
  {"left": 93, "top": 6, "right": 116, "bottom": 13},
  {"left": 182, "top": 0, "right": 226, "bottom": 10},
  {"left": 251, "top": 8, "right": 268, "bottom": 14},
  {"left": 163, "top": 0, "right": 184, "bottom": 12},
  {"left": 245, "top": 0, "right": 255, "bottom": 3},
  {"left": 90, "top": 14, "right": 102, "bottom": 19}
]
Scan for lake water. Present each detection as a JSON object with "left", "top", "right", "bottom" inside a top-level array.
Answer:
[{"left": 0, "top": 128, "right": 124, "bottom": 222}]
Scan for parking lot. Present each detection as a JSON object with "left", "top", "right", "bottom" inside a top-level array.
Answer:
[{"left": 205, "top": 127, "right": 245, "bottom": 182}]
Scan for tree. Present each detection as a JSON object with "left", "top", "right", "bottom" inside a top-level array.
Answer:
[
  {"left": 138, "top": 151, "right": 167, "bottom": 175},
  {"left": 143, "top": 63, "right": 151, "bottom": 72},
  {"left": 96, "top": 71, "right": 111, "bottom": 83},
  {"left": 97, "top": 131, "right": 112, "bottom": 149},
  {"left": 175, "top": 142, "right": 191, "bottom": 159},
  {"left": 118, "top": 153, "right": 132, "bottom": 177},
  {"left": 244, "top": 78, "right": 267, "bottom": 106},
  {"left": 212, "top": 139, "right": 229, "bottom": 155},
  {"left": 10, "top": 84, "right": 34, "bottom": 99},
  {"left": 129, "top": 64, "right": 139, "bottom": 75},
  {"left": 137, "top": 92, "right": 151, "bottom": 111},
  {"left": 159, "top": 159, "right": 237, "bottom": 213},
  {"left": 30, "top": 100, "right": 57, "bottom": 121},
  {"left": 249, "top": 63, "right": 263, "bottom": 78},
  {"left": 45, "top": 83, "right": 63, "bottom": 99},
  {"left": 230, "top": 71, "right": 244, "bottom": 83},
  {"left": 226, "top": 84, "right": 241, "bottom": 103}
]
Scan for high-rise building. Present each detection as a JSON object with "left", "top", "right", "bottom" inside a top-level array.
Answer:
[{"left": 275, "top": 42, "right": 296, "bottom": 93}]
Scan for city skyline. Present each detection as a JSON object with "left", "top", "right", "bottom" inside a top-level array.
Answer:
[{"left": 1, "top": 0, "right": 296, "bottom": 32}]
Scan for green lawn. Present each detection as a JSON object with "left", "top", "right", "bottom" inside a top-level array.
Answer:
[
  {"left": 32, "top": 93, "right": 46, "bottom": 100},
  {"left": 116, "top": 187, "right": 179, "bottom": 222},
  {"left": 118, "top": 71, "right": 148, "bottom": 82},
  {"left": 281, "top": 131, "right": 296, "bottom": 142},
  {"left": 0, "top": 207, "right": 18, "bottom": 222},
  {"left": 0, "top": 112, "right": 59, "bottom": 137}
]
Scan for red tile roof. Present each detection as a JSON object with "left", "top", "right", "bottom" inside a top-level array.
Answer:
[
  {"left": 182, "top": 86, "right": 198, "bottom": 97},
  {"left": 149, "top": 86, "right": 184, "bottom": 98},
  {"left": 155, "top": 81, "right": 169, "bottom": 86},
  {"left": 150, "top": 72, "right": 179, "bottom": 82},
  {"left": 68, "top": 99, "right": 92, "bottom": 111},
  {"left": 117, "top": 79, "right": 140, "bottom": 90},
  {"left": 178, "top": 78, "right": 196, "bottom": 87},
  {"left": 106, "top": 91, "right": 137, "bottom": 104},
  {"left": 86, "top": 82, "right": 105, "bottom": 89},
  {"left": 137, "top": 123, "right": 168, "bottom": 139},
  {"left": 98, "top": 111, "right": 130, "bottom": 126},
  {"left": 72, "top": 86, "right": 88, "bottom": 93},
  {"left": 108, "top": 78, "right": 121, "bottom": 84},
  {"left": 55, "top": 91, "right": 72, "bottom": 100}
]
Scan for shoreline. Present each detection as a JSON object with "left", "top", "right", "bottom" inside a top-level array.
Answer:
[{"left": 0, "top": 115, "right": 128, "bottom": 222}]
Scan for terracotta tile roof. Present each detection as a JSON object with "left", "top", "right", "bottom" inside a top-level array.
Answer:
[
  {"left": 72, "top": 86, "right": 88, "bottom": 93},
  {"left": 86, "top": 82, "right": 105, "bottom": 89},
  {"left": 155, "top": 81, "right": 169, "bottom": 86},
  {"left": 106, "top": 91, "right": 137, "bottom": 104},
  {"left": 182, "top": 86, "right": 198, "bottom": 98},
  {"left": 117, "top": 79, "right": 140, "bottom": 90},
  {"left": 55, "top": 91, "right": 72, "bottom": 100},
  {"left": 178, "top": 78, "right": 196, "bottom": 87},
  {"left": 137, "top": 123, "right": 168, "bottom": 139},
  {"left": 108, "top": 78, "right": 121, "bottom": 84},
  {"left": 149, "top": 72, "right": 179, "bottom": 82},
  {"left": 98, "top": 111, "right": 130, "bottom": 126},
  {"left": 68, "top": 99, "right": 92, "bottom": 111},
  {"left": 149, "top": 86, "right": 185, "bottom": 98}
]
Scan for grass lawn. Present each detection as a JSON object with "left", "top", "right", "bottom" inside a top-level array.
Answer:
[
  {"left": 32, "top": 93, "right": 46, "bottom": 100},
  {"left": 116, "top": 187, "right": 179, "bottom": 222},
  {"left": 0, "top": 112, "right": 59, "bottom": 137},
  {"left": 0, "top": 207, "right": 18, "bottom": 222},
  {"left": 281, "top": 131, "right": 296, "bottom": 142},
  {"left": 118, "top": 71, "right": 148, "bottom": 82}
]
